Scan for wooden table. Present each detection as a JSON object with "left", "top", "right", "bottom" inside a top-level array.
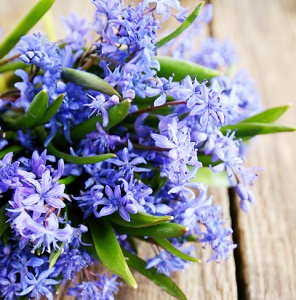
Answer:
[{"left": 1, "top": 1, "right": 296, "bottom": 299}]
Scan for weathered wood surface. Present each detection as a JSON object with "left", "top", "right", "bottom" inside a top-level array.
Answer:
[
  {"left": 1, "top": 0, "right": 296, "bottom": 299},
  {"left": 212, "top": 0, "right": 296, "bottom": 299}
]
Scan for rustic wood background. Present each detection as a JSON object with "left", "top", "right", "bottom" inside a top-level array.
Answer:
[{"left": 1, "top": 0, "right": 296, "bottom": 299}]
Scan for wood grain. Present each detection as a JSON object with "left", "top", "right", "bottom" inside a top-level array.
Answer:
[{"left": 212, "top": 0, "right": 296, "bottom": 299}]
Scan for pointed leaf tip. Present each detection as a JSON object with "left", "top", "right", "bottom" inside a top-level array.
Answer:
[
  {"left": 61, "top": 67, "right": 122, "bottom": 100},
  {"left": 89, "top": 218, "right": 137, "bottom": 288},
  {"left": 157, "top": 2, "right": 204, "bottom": 48}
]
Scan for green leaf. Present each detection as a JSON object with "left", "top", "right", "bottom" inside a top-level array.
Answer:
[
  {"left": 0, "top": 205, "right": 9, "bottom": 237},
  {"left": 158, "top": 2, "right": 204, "bottom": 48},
  {"left": 36, "top": 127, "right": 116, "bottom": 164},
  {"left": 58, "top": 175, "right": 76, "bottom": 185},
  {"left": 70, "top": 99, "right": 131, "bottom": 143},
  {"left": 190, "top": 167, "right": 229, "bottom": 187},
  {"left": 122, "top": 248, "right": 187, "bottom": 300},
  {"left": 46, "top": 142, "right": 115, "bottom": 164},
  {"left": 0, "top": 0, "right": 55, "bottom": 59},
  {"left": 108, "top": 211, "right": 174, "bottom": 228},
  {"left": 0, "top": 145, "right": 23, "bottom": 159},
  {"left": 153, "top": 237, "right": 200, "bottom": 263},
  {"left": 89, "top": 218, "right": 137, "bottom": 288},
  {"left": 0, "top": 61, "right": 27, "bottom": 73},
  {"left": 49, "top": 243, "right": 64, "bottom": 269},
  {"left": 61, "top": 67, "right": 122, "bottom": 100},
  {"left": 114, "top": 222, "right": 188, "bottom": 238},
  {"left": 156, "top": 56, "right": 221, "bottom": 82},
  {"left": 12, "top": 90, "right": 48, "bottom": 129},
  {"left": 38, "top": 94, "right": 64, "bottom": 125},
  {"left": 240, "top": 104, "right": 292, "bottom": 124},
  {"left": 220, "top": 122, "right": 296, "bottom": 140}
]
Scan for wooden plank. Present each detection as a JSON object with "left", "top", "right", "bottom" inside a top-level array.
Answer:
[{"left": 212, "top": 0, "right": 296, "bottom": 298}]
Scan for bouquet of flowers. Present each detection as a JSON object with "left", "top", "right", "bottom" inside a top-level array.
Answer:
[{"left": 0, "top": 0, "right": 294, "bottom": 299}]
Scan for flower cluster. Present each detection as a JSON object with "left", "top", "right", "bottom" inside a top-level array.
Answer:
[{"left": 0, "top": 0, "right": 292, "bottom": 299}]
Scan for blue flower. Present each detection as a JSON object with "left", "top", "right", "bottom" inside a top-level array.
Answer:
[
  {"left": 0, "top": 152, "right": 21, "bottom": 193},
  {"left": 80, "top": 122, "right": 126, "bottom": 155},
  {"left": 93, "top": 184, "right": 138, "bottom": 222},
  {"left": 108, "top": 145, "right": 150, "bottom": 181},
  {"left": 13, "top": 212, "right": 73, "bottom": 252},
  {"left": 61, "top": 13, "right": 90, "bottom": 51},
  {"left": 54, "top": 249, "right": 92, "bottom": 280},
  {"left": 68, "top": 273, "right": 120, "bottom": 300},
  {"left": 146, "top": 76, "right": 175, "bottom": 106},
  {"left": 145, "top": 0, "right": 183, "bottom": 22},
  {"left": 0, "top": 272, "right": 23, "bottom": 300},
  {"left": 146, "top": 248, "right": 192, "bottom": 276},
  {"left": 84, "top": 94, "right": 119, "bottom": 127},
  {"left": 18, "top": 34, "right": 61, "bottom": 74},
  {"left": 18, "top": 268, "right": 60, "bottom": 300},
  {"left": 151, "top": 118, "right": 201, "bottom": 184},
  {"left": 193, "top": 37, "right": 236, "bottom": 70},
  {"left": 186, "top": 81, "right": 229, "bottom": 126}
]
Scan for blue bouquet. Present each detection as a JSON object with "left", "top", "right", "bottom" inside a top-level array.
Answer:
[{"left": 0, "top": 0, "right": 294, "bottom": 299}]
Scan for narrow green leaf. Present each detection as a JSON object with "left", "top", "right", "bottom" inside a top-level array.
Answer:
[
  {"left": 46, "top": 142, "right": 115, "bottom": 164},
  {"left": 122, "top": 248, "right": 187, "bottom": 300},
  {"left": 0, "top": 145, "right": 23, "bottom": 159},
  {"left": 13, "top": 90, "right": 48, "bottom": 129},
  {"left": 158, "top": 2, "right": 204, "bottom": 48},
  {"left": 240, "top": 104, "right": 292, "bottom": 124},
  {"left": 58, "top": 175, "right": 76, "bottom": 185},
  {"left": 153, "top": 237, "right": 200, "bottom": 263},
  {"left": 156, "top": 56, "right": 221, "bottom": 82},
  {"left": 89, "top": 218, "right": 137, "bottom": 288},
  {"left": 36, "top": 126, "right": 116, "bottom": 164},
  {"left": 108, "top": 211, "right": 174, "bottom": 228},
  {"left": 185, "top": 235, "right": 199, "bottom": 242},
  {"left": 61, "top": 68, "right": 122, "bottom": 100},
  {"left": 221, "top": 122, "right": 296, "bottom": 140},
  {"left": 0, "top": 61, "right": 27, "bottom": 73},
  {"left": 0, "top": 0, "right": 55, "bottom": 59},
  {"left": 114, "top": 222, "right": 188, "bottom": 238},
  {"left": 49, "top": 243, "right": 64, "bottom": 269},
  {"left": 190, "top": 167, "right": 229, "bottom": 187},
  {"left": 38, "top": 94, "right": 64, "bottom": 125},
  {"left": 0, "top": 205, "right": 9, "bottom": 237},
  {"left": 70, "top": 99, "right": 131, "bottom": 142}
]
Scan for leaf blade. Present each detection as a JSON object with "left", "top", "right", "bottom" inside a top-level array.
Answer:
[
  {"left": 240, "top": 104, "right": 292, "bottom": 124},
  {"left": 157, "top": 2, "right": 204, "bottom": 48},
  {"left": 0, "top": 0, "right": 55, "bottom": 59},
  {"left": 70, "top": 99, "right": 131, "bottom": 142},
  {"left": 153, "top": 237, "right": 200, "bottom": 263},
  {"left": 48, "top": 243, "right": 64, "bottom": 269},
  {"left": 46, "top": 142, "right": 115, "bottom": 164},
  {"left": 61, "top": 67, "right": 122, "bottom": 100},
  {"left": 0, "top": 145, "right": 23, "bottom": 159},
  {"left": 108, "top": 211, "right": 174, "bottom": 228},
  {"left": 13, "top": 90, "right": 48, "bottom": 129},
  {"left": 89, "top": 218, "right": 137, "bottom": 288},
  {"left": 156, "top": 56, "right": 220, "bottom": 82},
  {"left": 114, "top": 222, "right": 188, "bottom": 238},
  {"left": 122, "top": 248, "right": 187, "bottom": 300},
  {"left": 221, "top": 122, "right": 296, "bottom": 140},
  {"left": 38, "top": 94, "right": 64, "bottom": 125}
]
